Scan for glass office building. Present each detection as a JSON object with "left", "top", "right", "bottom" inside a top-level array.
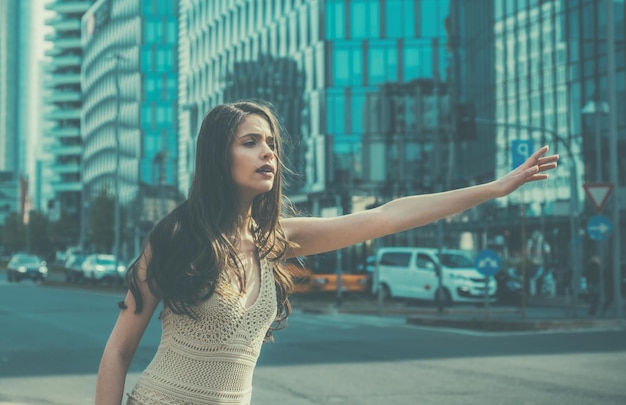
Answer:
[
  {"left": 179, "top": 0, "right": 452, "bottom": 214},
  {"left": 81, "top": 0, "right": 178, "bottom": 253},
  {"left": 455, "top": 0, "right": 625, "bottom": 272}
]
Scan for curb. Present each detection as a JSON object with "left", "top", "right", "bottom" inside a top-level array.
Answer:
[{"left": 405, "top": 315, "right": 623, "bottom": 332}]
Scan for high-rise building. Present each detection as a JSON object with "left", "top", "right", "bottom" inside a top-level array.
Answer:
[
  {"left": 0, "top": 0, "right": 20, "bottom": 175},
  {"left": 0, "top": 0, "right": 39, "bottom": 224},
  {"left": 43, "top": 0, "right": 95, "bottom": 232},
  {"left": 81, "top": 0, "right": 179, "bottom": 255},
  {"left": 454, "top": 0, "right": 625, "bottom": 275},
  {"left": 178, "top": 0, "right": 452, "bottom": 216}
]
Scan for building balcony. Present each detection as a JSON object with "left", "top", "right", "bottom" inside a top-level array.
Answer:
[
  {"left": 45, "top": 144, "right": 82, "bottom": 157},
  {"left": 46, "top": 55, "right": 82, "bottom": 69},
  {"left": 47, "top": 126, "right": 81, "bottom": 139},
  {"left": 48, "top": 73, "right": 81, "bottom": 86},
  {"left": 49, "top": 180, "right": 82, "bottom": 193},
  {"left": 48, "top": 38, "right": 82, "bottom": 53},
  {"left": 45, "top": 16, "right": 63, "bottom": 26},
  {"left": 45, "top": 1, "right": 92, "bottom": 14},
  {"left": 46, "top": 91, "right": 81, "bottom": 103},
  {"left": 50, "top": 162, "right": 81, "bottom": 174},
  {"left": 45, "top": 108, "right": 81, "bottom": 121},
  {"left": 46, "top": 19, "right": 81, "bottom": 33}
]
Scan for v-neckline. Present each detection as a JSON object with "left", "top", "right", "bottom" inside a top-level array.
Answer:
[{"left": 238, "top": 257, "right": 264, "bottom": 312}]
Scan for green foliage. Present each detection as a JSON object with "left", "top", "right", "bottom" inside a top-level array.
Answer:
[
  {"left": 1, "top": 212, "right": 26, "bottom": 253},
  {"left": 48, "top": 210, "right": 80, "bottom": 252},
  {"left": 87, "top": 188, "right": 129, "bottom": 254},
  {"left": 27, "top": 211, "right": 50, "bottom": 257},
  {"left": 89, "top": 189, "right": 115, "bottom": 253}
]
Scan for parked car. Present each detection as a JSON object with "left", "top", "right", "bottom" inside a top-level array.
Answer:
[
  {"left": 64, "top": 254, "right": 87, "bottom": 283},
  {"left": 81, "top": 254, "right": 125, "bottom": 284},
  {"left": 371, "top": 247, "right": 497, "bottom": 305},
  {"left": 6, "top": 253, "right": 48, "bottom": 282}
]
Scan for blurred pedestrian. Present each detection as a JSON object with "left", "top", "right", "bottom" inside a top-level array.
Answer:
[
  {"left": 601, "top": 256, "right": 615, "bottom": 316},
  {"left": 586, "top": 255, "right": 601, "bottom": 315},
  {"left": 95, "top": 100, "right": 559, "bottom": 405}
]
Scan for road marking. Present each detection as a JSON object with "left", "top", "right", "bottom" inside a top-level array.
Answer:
[{"left": 409, "top": 324, "right": 624, "bottom": 337}]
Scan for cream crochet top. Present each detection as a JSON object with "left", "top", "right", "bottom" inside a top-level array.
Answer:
[{"left": 127, "top": 258, "right": 277, "bottom": 405}]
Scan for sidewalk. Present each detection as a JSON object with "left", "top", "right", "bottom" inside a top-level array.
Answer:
[{"left": 290, "top": 293, "right": 626, "bottom": 332}]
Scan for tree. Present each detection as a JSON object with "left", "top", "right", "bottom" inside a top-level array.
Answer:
[
  {"left": 49, "top": 210, "right": 80, "bottom": 252},
  {"left": 28, "top": 211, "right": 51, "bottom": 259},
  {"left": 89, "top": 189, "right": 115, "bottom": 253},
  {"left": 1, "top": 212, "right": 26, "bottom": 253}
]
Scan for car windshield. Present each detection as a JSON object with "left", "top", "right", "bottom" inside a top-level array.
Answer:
[
  {"left": 14, "top": 255, "right": 41, "bottom": 265},
  {"left": 438, "top": 253, "right": 474, "bottom": 269},
  {"left": 96, "top": 256, "right": 116, "bottom": 265}
]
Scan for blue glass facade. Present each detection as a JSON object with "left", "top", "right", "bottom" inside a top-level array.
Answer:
[
  {"left": 139, "top": 0, "right": 178, "bottom": 187},
  {"left": 325, "top": 0, "right": 450, "bottom": 189}
]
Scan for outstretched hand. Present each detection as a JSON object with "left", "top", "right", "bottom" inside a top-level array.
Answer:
[{"left": 494, "top": 145, "right": 559, "bottom": 197}]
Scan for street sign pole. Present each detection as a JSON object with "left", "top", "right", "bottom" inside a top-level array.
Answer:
[
  {"left": 584, "top": 183, "right": 614, "bottom": 311},
  {"left": 475, "top": 249, "right": 502, "bottom": 322},
  {"left": 511, "top": 140, "right": 533, "bottom": 319},
  {"left": 606, "top": 0, "right": 623, "bottom": 321}
]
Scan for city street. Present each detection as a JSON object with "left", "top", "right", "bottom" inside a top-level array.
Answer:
[{"left": 1, "top": 278, "right": 626, "bottom": 404}]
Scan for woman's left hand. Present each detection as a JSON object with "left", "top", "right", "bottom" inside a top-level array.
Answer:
[{"left": 493, "top": 145, "right": 559, "bottom": 197}]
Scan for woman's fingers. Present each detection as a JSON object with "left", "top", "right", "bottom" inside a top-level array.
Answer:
[
  {"left": 537, "top": 161, "right": 558, "bottom": 173},
  {"left": 536, "top": 154, "right": 559, "bottom": 166}
]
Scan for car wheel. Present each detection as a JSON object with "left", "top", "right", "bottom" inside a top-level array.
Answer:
[
  {"left": 379, "top": 284, "right": 391, "bottom": 300},
  {"left": 435, "top": 287, "right": 452, "bottom": 307}
]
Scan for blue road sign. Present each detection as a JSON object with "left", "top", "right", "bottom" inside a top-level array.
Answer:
[
  {"left": 511, "top": 140, "right": 534, "bottom": 170},
  {"left": 474, "top": 249, "right": 502, "bottom": 277},
  {"left": 587, "top": 215, "right": 613, "bottom": 241}
]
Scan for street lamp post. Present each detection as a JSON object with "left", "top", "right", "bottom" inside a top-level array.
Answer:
[
  {"left": 582, "top": 100, "right": 610, "bottom": 309},
  {"left": 109, "top": 52, "right": 128, "bottom": 269},
  {"left": 475, "top": 118, "right": 582, "bottom": 311},
  {"left": 605, "top": 0, "right": 623, "bottom": 320}
]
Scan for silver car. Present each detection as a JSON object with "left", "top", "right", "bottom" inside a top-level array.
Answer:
[{"left": 81, "top": 254, "right": 125, "bottom": 284}]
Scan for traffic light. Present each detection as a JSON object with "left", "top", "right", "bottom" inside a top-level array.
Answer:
[{"left": 456, "top": 102, "right": 476, "bottom": 141}]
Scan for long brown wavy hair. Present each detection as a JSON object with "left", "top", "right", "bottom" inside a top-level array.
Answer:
[{"left": 123, "top": 100, "right": 298, "bottom": 335}]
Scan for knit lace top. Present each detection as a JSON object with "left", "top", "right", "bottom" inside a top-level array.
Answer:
[{"left": 127, "top": 258, "right": 277, "bottom": 405}]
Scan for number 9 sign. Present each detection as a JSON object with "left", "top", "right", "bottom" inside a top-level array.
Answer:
[{"left": 511, "top": 140, "right": 534, "bottom": 170}]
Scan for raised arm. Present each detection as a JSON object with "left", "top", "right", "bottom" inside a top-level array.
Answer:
[
  {"left": 95, "top": 246, "right": 161, "bottom": 405},
  {"left": 283, "top": 146, "right": 558, "bottom": 258}
]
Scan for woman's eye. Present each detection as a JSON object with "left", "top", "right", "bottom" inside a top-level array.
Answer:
[
  {"left": 268, "top": 143, "right": 276, "bottom": 151},
  {"left": 244, "top": 140, "right": 256, "bottom": 147}
]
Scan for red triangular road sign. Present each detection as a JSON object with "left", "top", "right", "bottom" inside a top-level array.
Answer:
[{"left": 583, "top": 183, "right": 614, "bottom": 211}]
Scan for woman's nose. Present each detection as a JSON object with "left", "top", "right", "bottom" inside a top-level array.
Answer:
[{"left": 261, "top": 144, "right": 274, "bottom": 160}]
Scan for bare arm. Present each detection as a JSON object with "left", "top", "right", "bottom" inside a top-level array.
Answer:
[
  {"left": 95, "top": 247, "right": 160, "bottom": 405},
  {"left": 283, "top": 146, "right": 558, "bottom": 258}
]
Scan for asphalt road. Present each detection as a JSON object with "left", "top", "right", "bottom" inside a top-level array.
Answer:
[{"left": 1, "top": 277, "right": 626, "bottom": 404}]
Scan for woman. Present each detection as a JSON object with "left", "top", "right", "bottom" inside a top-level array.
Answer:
[{"left": 95, "top": 100, "right": 558, "bottom": 404}]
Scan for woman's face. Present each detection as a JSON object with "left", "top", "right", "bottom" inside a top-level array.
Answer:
[{"left": 230, "top": 114, "right": 276, "bottom": 202}]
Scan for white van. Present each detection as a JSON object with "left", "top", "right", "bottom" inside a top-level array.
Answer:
[{"left": 372, "top": 247, "right": 497, "bottom": 305}]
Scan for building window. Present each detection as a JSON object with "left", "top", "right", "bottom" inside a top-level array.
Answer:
[
  {"left": 156, "top": 105, "right": 173, "bottom": 126},
  {"left": 142, "top": 103, "right": 154, "bottom": 128},
  {"left": 327, "top": 90, "right": 346, "bottom": 134},
  {"left": 385, "top": 0, "right": 415, "bottom": 38},
  {"left": 332, "top": 43, "right": 363, "bottom": 86},
  {"left": 350, "top": 0, "right": 380, "bottom": 39},
  {"left": 142, "top": 47, "right": 154, "bottom": 71},
  {"left": 350, "top": 90, "right": 366, "bottom": 133},
  {"left": 326, "top": 0, "right": 345, "bottom": 39},
  {"left": 368, "top": 42, "right": 398, "bottom": 84},
  {"left": 166, "top": 20, "right": 177, "bottom": 44}
]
